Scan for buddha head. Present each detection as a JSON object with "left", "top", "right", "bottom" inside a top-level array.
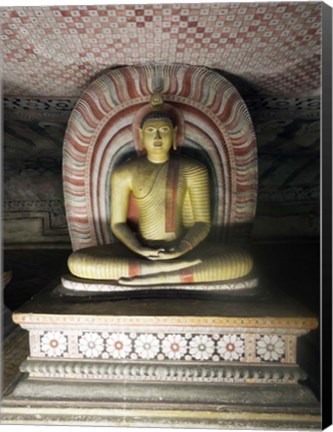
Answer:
[{"left": 139, "top": 111, "right": 178, "bottom": 162}]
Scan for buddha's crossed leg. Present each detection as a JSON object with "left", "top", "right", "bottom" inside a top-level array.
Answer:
[
  {"left": 67, "top": 243, "right": 201, "bottom": 281},
  {"left": 118, "top": 246, "right": 253, "bottom": 286},
  {"left": 68, "top": 243, "right": 253, "bottom": 285}
]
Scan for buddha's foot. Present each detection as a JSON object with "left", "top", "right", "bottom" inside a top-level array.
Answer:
[
  {"left": 119, "top": 274, "right": 173, "bottom": 286},
  {"left": 119, "top": 259, "right": 201, "bottom": 286},
  {"left": 140, "top": 258, "right": 201, "bottom": 275}
]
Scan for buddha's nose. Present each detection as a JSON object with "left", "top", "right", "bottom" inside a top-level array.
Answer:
[{"left": 155, "top": 129, "right": 161, "bottom": 139}]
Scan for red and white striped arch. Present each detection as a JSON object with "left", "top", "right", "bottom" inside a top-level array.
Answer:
[{"left": 63, "top": 64, "right": 257, "bottom": 252}]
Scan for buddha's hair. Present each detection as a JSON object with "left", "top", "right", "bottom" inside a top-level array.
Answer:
[{"left": 140, "top": 110, "right": 176, "bottom": 128}]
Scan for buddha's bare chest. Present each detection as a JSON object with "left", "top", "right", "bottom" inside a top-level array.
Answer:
[
  {"left": 130, "top": 164, "right": 165, "bottom": 199},
  {"left": 131, "top": 162, "right": 186, "bottom": 202}
]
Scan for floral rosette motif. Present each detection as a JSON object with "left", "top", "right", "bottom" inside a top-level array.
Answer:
[
  {"left": 79, "top": 332, "right": 104, "bottom": 358},
  {"left": 217, "top": 334, "right": 244, "bottom": 361},
  {"left": 162, "top": 334, "right": 187, "bottom": 360},
  {"left": 41, "top": 331, "right": 67, "bottom": 357},
  {"left": 135, "top": 334, "right": 160, "bottom": 360},
  {"left": 189, "top": 335, "right": 215, "bottom": 361},
  {"left": 106, "top": 333, "right": 132, "bottom": 359},
  {"left": 256, "top": 335, "right": 285, "bottom": 361}
]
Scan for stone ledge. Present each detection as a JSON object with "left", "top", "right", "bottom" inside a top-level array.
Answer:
[
  {"left": 13, "top": 282, "right": 318, "bottom": 332},
  {"left": 2, "top": 382, "right": 320, "bottom": 429}
]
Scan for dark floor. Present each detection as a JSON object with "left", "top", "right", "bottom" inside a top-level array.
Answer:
[{"left": 3, "top": 240, "right": 320, "bottom": 398}]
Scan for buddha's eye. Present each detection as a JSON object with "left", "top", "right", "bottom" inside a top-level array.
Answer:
[
  {"left": 160, "top": 126, "right": 171, "bottom": 133},
  {"left": 145, "top": 127, "right": 155, "bottom": 133}
]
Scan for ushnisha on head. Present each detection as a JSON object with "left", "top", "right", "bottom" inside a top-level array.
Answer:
[{"left": 139, "top": 93, "right": 178, "bottom": 163}]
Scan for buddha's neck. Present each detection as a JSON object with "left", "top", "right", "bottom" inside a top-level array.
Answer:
[{"left": 146, "top": 154, "right": 169, "bottom": 164}]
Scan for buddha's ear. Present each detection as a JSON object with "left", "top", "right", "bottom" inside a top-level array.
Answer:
[
  {"left": 173, "top": 126, "right": 178, "bottom": 151},
  {"left": 138, "top": 128, "right": 143, "bottom": 151}
]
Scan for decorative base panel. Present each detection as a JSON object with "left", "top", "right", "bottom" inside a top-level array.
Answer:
[{"left": 3, "top": 283, "right": 320, "bottom": 429}]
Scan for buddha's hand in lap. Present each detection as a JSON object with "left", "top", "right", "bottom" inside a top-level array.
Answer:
[
  {"left": 136, "top": 247, "right": 166, "bottom": 260},
  {"left": 154, "top": 240, "right": 192, "bottom": 260},
  {"left": 154, "top": 249, "right": 187, "bottom": 260},
  {"left": 142, "top": 241, "right": 192, "bottom": 261},
  {"left": 138, "top": 248, "right": 184, "bottom": 261}
]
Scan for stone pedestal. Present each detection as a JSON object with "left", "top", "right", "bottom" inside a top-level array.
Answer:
[{"left": 2, "top": 283, "right": 320, "bottom": 429}]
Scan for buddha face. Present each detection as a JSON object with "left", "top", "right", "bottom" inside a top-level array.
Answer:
[{"left": 140, "top": 118, "right": 177, "bottom": 162}]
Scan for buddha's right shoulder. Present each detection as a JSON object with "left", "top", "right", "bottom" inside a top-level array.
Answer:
[{"left": 112, "top": 158, "right": 144, "bottom": 176}]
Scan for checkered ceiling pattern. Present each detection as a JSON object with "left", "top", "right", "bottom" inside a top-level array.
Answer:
[{"left": 1, "top": 2, "right": 321, "bottom": 98}]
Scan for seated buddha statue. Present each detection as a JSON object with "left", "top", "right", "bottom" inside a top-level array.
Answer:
[{"left": 67, "top": 94, "right": 254, "bottom": 287}]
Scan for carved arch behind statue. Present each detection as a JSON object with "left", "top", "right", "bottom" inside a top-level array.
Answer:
[{"left": 63, "top": 64, "right": 257, "bottom": 252}]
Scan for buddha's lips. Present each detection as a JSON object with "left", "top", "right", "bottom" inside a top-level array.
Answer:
[{"left": 153, "top": 141, "right": 163, "bottom": 147}]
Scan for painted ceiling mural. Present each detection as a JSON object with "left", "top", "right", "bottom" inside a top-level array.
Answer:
[
  {"left": 1, "top": 2, "right": 321, "bottom": 246},
  {"left": 1, "top": 2, "right": 321, "bottom": 98}
]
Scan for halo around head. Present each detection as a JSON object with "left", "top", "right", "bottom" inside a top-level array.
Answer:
[{"left": 132, "top": 92, "right": 185, "bottom": 154}]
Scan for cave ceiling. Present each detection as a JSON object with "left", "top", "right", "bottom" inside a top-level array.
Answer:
[{"left": 1, "top": 2, "right": 321, "bottom": 99}]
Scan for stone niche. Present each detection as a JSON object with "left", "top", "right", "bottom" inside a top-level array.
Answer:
[{"left": 2, "top": 64, "right": 320, "bottom": 429}]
